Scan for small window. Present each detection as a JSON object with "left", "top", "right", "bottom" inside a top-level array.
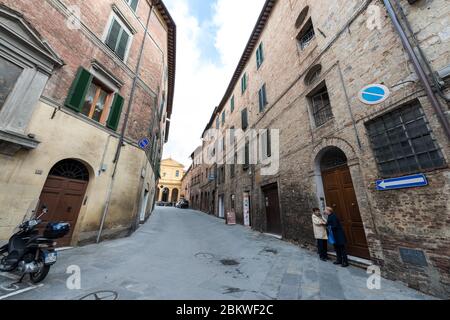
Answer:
[
  {"left": 241, "top": 108, "right": 249, "bottom": 130},
  {"left": 297, "top": 19, "right": 315, "bottom": 50},
  {"left": 309, "top": 83, "right": 333, "bottom": 127},
  {"left": 256, "top": 43, "right": 264, "bottom": 69},
  {"left": 81, "top": 81, "right": 113, "bottom": 124},
  {"left": 295, "top": 6, "right": 310, "bottom": 28},
  {"left": 216, "top": 117, "right": 220, "bottom": 129},
  {"left": 262, "top": 129, "right": 272, "bottom": 159},
  {"left": 366, "top": 101, "right": 446, "bottom": 177},
  {"left": 176, "top": 170, "right": 180, "bottom": 177},
  {"left": 125, "top": 0, "right": 139, "bottom": 11},
  {"left": 0, "top": 56, "right": 23, "bottom": 111},
  {"left": 230, "top": 95, "right": 235, "bottom": 113},
  {"left": 243, "top": 140, "right": 250, "bottom": 171},
  {"left": 241, "top": 73, "right": 248, "bottom": 94},
  {"left": 258, "top": 84, "right": 268, "bottom": 112},
  {"left": 305, "top": 64, "right": 322, "bottom": 86},
  {"left": 222, "top": 111, "right": 226, "bottom": 126},
  {"left": 65, "top": 67, "right": 124, "bottom": 131},
  {"left": 105, "top": 17, "right": 132, "bottom": 60}
]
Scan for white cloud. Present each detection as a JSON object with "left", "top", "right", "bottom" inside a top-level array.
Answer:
[{"left": 162, "top": 0, "right": 266, "bottom": 168}]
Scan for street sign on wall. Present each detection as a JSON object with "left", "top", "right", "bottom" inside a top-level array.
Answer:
[
  {"left": 359, "top": 84, "right": 390, "bottom": 105},
  {"left": 376, "top": 174, "right": 428, "bottom": 191},
  {"left": 138, "top": 137, "right": 151, "bottom": 150}
]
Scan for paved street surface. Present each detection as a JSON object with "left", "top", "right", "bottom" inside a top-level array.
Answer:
[{"left": 0, "top": 207, "right": 434, "bottom": 300}]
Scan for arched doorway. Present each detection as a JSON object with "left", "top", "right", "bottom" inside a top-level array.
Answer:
[
  {"left": 319, "top": 147, "right": 370, "bottom": 259},
  {"left": 38, "top": 159, "right": 90, "bottom": 247},
  {"left": 171, "top": 189, "right": 179, "bottom": 203},
  {"left": 161, "top": 188, "right": 169, "bottom": 202}
]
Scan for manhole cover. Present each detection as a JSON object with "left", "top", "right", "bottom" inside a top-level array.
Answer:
[
  {"left": 79, "top": 291, "right": 118, "bottom": 300},
  {"left": 220, "top": 259, "right": 240, "bottom": 266}
]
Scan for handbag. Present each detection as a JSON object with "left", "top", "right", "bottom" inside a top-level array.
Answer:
[{"left": 327, "top": 226, "right": 336, "bottom": 245}]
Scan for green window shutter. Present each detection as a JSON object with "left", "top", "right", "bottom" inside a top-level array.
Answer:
[
  {"left": 107, "top": 93, "right": 124, "bottom": 131},
  {"left": 65, "top": 67, "right": 93, "bottom": 112}
]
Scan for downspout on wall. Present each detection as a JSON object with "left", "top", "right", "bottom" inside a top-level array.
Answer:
[
  {"left": 383, "top": 0, "right": 450, "bottom": 140},
  {"left": 96, "top": 2, "right": 155, "bottom": 243}
]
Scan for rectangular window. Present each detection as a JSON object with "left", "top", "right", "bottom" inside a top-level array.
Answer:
[
  {"left": 230, "top": 152, "right": 236, "bottom": 178},
  {"left": 243, "top": 140, "right": 250, "bottom": 171},
  {"left": 222, "top": 111, "right": 226, "bottom": 126},
  {"left": 309, "top": 84, "right": 333, "bottom": 127},
  {"left": 241, "top": 73, "right": 248, "bottom": 94},
  {"left": 65, "top": 67, "right": 124, "bottom": 131},
  {"left": 125, "top": 0, "right": 139, "bottom": 11},
  {"left": 216, "top": 117, "right": 220, "bottom": 129},
  {"left": 297, "top": 19, "right": 316, "bottom": 50},
  {"left": 230, "top": 95, "right": 235, "bottom": 113},
  {"left": 258, "top": 84, "right": 268, "bottom": 112},
  {"left": 81, "top": 82, "right": 112, "bottom": 124},
  {"left": 262, "top": 129, "right": 272, "bottom": 158},
  {"left": 241, "top": 108, "right": 248, "bottom": 130},
  {"left": 366, "top": 101, "right": 446, "bottom": 177},
  {"left": 0, "top": 56, "right": 23, "bottom": 111},
  {"left": 256, "top": 42, "right": 264, "bottom": 69},
  {"left": 105, "top": 17, "right": 132, "bottom": 60}
]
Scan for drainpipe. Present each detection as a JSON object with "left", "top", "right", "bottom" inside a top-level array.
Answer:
[
  {"left": 97, "top": 1, "right": 155, "bottom": 243},
  {"left": 391, "top": 0, "right": 450, "bottom": 102},
  {"left": 383, "top": 0, "right": 450, "bottom": 140}
]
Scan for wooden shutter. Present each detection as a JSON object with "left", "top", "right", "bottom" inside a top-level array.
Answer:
[
  {"left": 107, "top": 93, "right": 124, "bottom": 131},
  {"left": 65, "top": 67, "right": 93, "bottom": 112}
]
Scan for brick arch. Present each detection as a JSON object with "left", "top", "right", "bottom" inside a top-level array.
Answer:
[{"left": 311, "top": 137, "right": 358, "bottom": 169}]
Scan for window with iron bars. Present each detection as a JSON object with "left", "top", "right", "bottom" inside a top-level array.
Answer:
[
  {"left": 366, "top": 100, "right": 446, "bottom": 177},
  {"left": 309, "top": 85, "right": 333, "bottom": 127},
  {"left": 297, "top": 19, "right": 315, "bottom": 50}
]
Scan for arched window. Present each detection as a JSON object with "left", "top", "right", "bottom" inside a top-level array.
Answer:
[
  {"left": 49, "top": 160, "right": 89, "bottom": 181},
  {"left": 305, "top": 64, "right": 322, "bottom": 86},
  {"left": 320, "top": 148, "right": 348, "bottom": 171},
  {"left": 295, "top": 6, "right": 310, "bottom": 29}
]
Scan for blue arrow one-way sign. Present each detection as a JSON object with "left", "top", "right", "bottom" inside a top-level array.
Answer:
[{"left": 376, "top": 174, "right": 428, "bottom": 191}]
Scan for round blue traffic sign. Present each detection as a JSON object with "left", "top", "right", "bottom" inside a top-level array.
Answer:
[
  {"left": 359, "top": 84, "right": 390, "bottom": 105},
  {"left": 138, "top": 137, "right": 150, "bottom": 150}
]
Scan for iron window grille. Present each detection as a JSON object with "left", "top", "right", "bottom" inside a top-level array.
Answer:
[
  {"left": 310, "top": 86, "right": 333, "bottom": 127},
  {"left": 366, "top": 100, "right": 446, "bottom": 177},
  {"left": 297, "top": 19, "right": 316, "bottom": 50}
]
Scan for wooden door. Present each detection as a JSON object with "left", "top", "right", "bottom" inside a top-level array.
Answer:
[
  {"left": 322, "top": 165, "right": 370, "bottom": 259},
  {"left": 263, "top": 184, "right": 282, "bottom": 235},
  {"left": 38, "top": 176, "right": 88, "bottom": 247}
]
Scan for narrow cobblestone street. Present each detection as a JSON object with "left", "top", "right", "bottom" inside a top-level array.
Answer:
[{"left": 1, "top": 207, "right": 434, "bottom": 300}]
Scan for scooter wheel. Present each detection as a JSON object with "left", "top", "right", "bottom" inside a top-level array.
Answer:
[{"left": 30, "top": 265, "right": 50, "bottom": 284}]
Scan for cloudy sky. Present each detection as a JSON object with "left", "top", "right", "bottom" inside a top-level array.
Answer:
[{"left": 162, "top": 0, "right": 266, "bottom": 168}]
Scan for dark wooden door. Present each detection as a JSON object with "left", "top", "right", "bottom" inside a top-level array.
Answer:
[
  {"left": 263, "top": 184, "right": 282, "bottom": 235},
  {"left": 38, "top": 176, "right": 88, "bottom": 247},
  {"left": 322, "top": 165, "right": 370, "bottom": 259}
]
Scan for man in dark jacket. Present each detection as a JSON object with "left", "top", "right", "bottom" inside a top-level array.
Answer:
[{"left": 325, "top": 207, "right": 349, "bottom": 267}]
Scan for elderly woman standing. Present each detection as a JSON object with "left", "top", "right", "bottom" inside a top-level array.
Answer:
[{"left": 312, "top": 208, "right": 328, "bottom": 261}]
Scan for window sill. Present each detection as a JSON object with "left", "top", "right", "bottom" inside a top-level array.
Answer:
[{"left": 0, "top": 129, "right": 40, "bottom": 156}]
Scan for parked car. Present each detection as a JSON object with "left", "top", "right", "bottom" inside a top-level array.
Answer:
[{"left": 176, "top": 199, "right": 189, "bottom": 209}]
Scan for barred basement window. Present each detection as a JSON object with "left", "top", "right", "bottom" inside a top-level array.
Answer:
[
  {"left": 308, "top": 83, "right": 333, "bottom": 127},
  {"left": 366, "top": 100, "right": 446, "bottom": 177}
]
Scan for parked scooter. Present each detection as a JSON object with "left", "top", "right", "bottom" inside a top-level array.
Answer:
[{"left": 0, "top": 202, "right": 70, "bottom": 284}]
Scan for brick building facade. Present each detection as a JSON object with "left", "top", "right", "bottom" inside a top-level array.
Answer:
[
  {"left": 0, "top": 0, "right": 176, "bottom": 245},
  {"left": 189, "top": 0, "right": 450, "bottom": 297}
]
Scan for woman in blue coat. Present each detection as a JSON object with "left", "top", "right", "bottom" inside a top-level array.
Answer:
[{"left": 325, "top": 207, "right": 349, "bottom": 267}]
